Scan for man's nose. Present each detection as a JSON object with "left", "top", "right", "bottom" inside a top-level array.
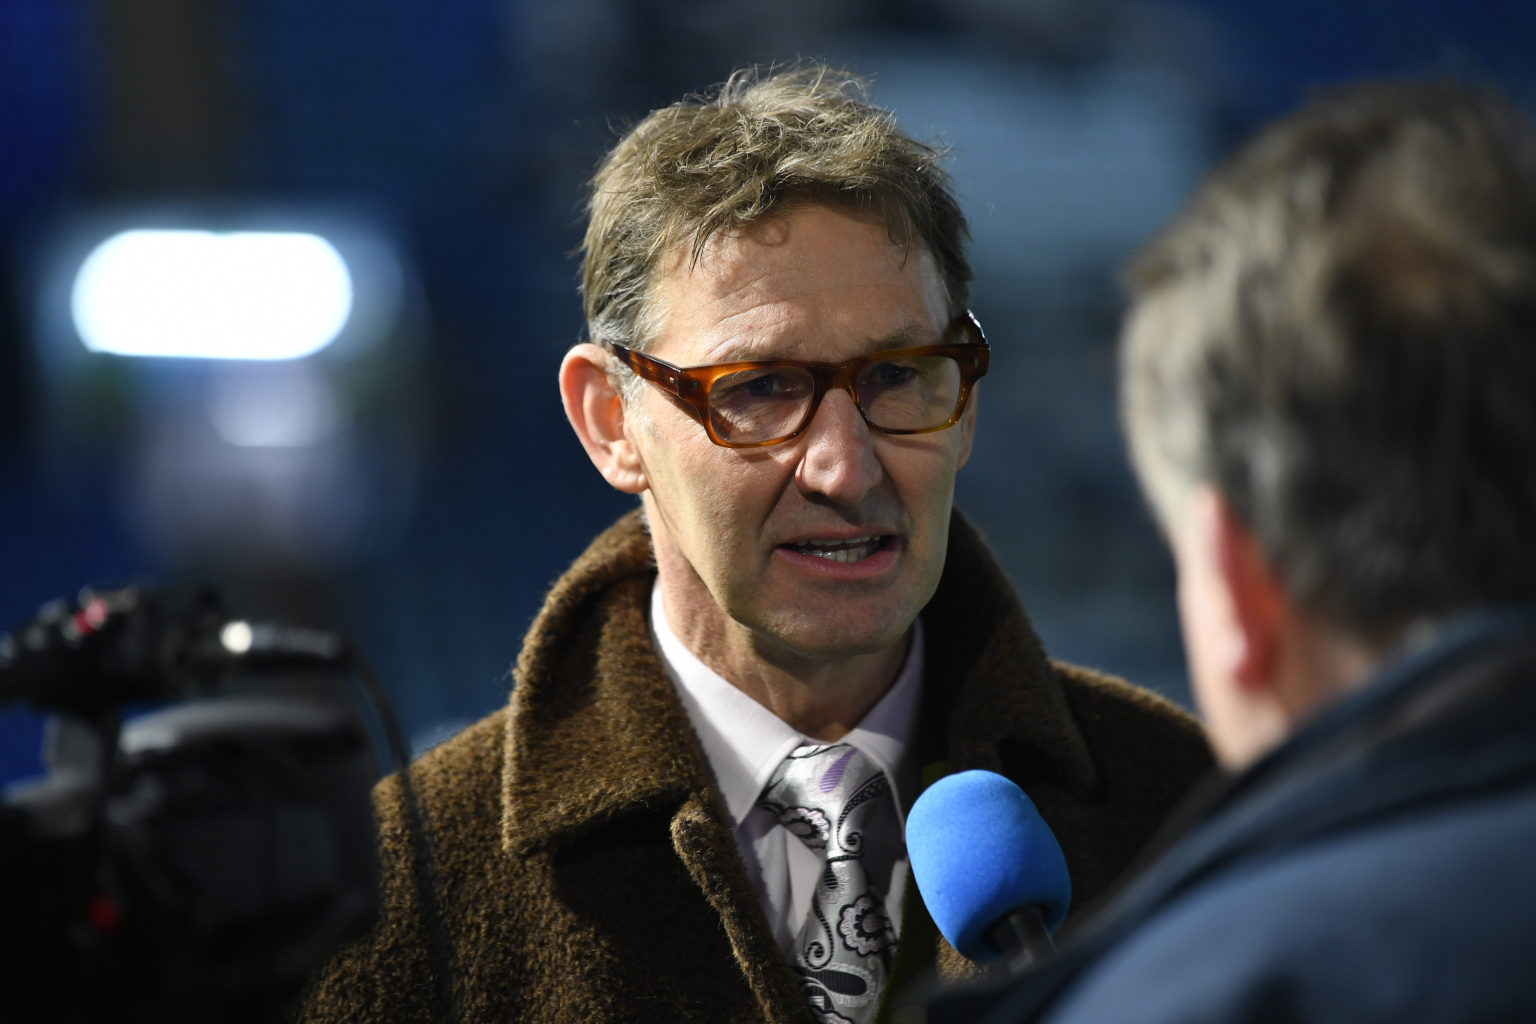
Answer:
[{"left": 794, "top": 387, "right": 883, "bottom": 505}]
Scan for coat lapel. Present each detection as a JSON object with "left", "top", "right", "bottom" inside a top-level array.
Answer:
[{"left": 500, "top": 509, "right": 814, "bottom": 1021}]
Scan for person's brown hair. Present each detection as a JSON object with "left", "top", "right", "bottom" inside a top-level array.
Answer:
[
  {"left": 580, "top": 62, "right": 971, "bottom": 361},
  {"left": 1122, "top": 80, "right": 1536, "bottom": 640}
]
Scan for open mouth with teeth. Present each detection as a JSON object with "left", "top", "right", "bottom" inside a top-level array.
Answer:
[{"left": 782, "top": 535, "right": 892, "bottom": 564}]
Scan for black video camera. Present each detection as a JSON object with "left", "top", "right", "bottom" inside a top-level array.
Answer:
[{"left": 0, "top": 584, "right": 386, "bottom": 1023}]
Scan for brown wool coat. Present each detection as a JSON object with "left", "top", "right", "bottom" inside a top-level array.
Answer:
[{"left": 296, "top": 509, "right": 1212, "bottom": 1024}]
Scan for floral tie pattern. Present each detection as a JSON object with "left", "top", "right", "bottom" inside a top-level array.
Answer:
[{"left": 758, "top": 743, "right": 896, "bottom": 1024}]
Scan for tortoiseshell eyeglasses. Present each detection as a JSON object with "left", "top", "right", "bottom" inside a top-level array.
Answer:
[{"left": 604, "top": 311, "right": 990, "bottom": 448}]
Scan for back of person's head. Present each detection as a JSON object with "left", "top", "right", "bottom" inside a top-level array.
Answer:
[
  {"left": 1121, "top": 80, "right": 1536, "bottom": 645},
  {"left": 579, "top": 62, "right": 971, "bottom": 357}
]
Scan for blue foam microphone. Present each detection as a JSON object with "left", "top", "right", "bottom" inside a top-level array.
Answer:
[{"left": 906, "top": 770, "right": 1071, "bottom": 972}]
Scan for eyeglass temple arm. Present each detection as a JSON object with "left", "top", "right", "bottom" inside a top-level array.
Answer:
[
  {"left": 610, "top": 343, "right": 692, "bottom": 392},
  {"left": 608, "top": 343, "right": 712, "bottom": 424}
]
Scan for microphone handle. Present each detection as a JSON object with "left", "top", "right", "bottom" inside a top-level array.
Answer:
[{"left": 984, "top": 905, "right": 1056, "bottom": 974}]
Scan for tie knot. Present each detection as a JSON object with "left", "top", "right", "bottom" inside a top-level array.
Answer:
[{"left": 759, "top": 743, "right": 889, "bottom": 856}]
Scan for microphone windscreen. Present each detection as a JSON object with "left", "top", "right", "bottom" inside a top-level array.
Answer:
[{"left": 906, "top": 770, "right": 1071, "bottom": 962}]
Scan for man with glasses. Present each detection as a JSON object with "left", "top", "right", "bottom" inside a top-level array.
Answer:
[{"left": 297, "top": 63, "right": 1210, "bottom": 1024}]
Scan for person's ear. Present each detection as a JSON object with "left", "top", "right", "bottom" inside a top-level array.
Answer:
[
  {"left": 1205, "top": 489, "right": 1286, "bottom": 691},
  {"left": 559, "top": 343, "right": 647, "bottom": 494}
]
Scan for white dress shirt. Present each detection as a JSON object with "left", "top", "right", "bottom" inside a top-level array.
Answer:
[{"left": 650, "top": 582, "right": 923, "bottom": 956}]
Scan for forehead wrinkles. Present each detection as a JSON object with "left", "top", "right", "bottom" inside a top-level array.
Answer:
[
  {"left": 643, "top": 235, "right": 791, "bottom": 358},
  {"left": 659, "top": 220, "right": 813, "bottom": 310},
  {"left": 650, "top": 222, "right": 936, "bottom": 349}
]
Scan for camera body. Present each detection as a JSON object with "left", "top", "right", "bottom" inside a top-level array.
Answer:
[{"left": 0, "top": 586, "right": 382, "bottom": 1022}]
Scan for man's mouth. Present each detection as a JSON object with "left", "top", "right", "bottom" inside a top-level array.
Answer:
[{"left": 782, "top": 535, "right": 891, "bottom": 564}]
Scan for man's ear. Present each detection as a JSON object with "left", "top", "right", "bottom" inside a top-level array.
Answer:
[
  {"left": 1203, "top": 488, "right": 1286, "bottom": 691},
  {"left": 559, "top": 343, "right": 648, "bottom": 494}
]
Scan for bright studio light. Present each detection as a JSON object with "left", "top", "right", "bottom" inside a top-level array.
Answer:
[
  {"left": 219, "top": 621, "right": 254, "bottom": 655},
  {"left": 70, "top": 230, "right": 354, "bottom": 360}
]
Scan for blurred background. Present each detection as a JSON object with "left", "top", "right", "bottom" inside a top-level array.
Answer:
[{"left": 3, "top": 0, "right": 1534, "bottom": 780}]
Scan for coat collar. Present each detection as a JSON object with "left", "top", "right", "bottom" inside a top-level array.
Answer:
[
  {"left": 979, "top": 611, "right": 1536, "bottom": 1023},
  {"left": 501, "top": 507, "right": 1098, "bottom": 856}
]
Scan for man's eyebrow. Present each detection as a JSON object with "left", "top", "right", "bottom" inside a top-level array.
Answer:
[
  {"left": 871, "top": 316, "right": 951, "bottom": 351},
  {"left": 700, "top": 316, "right": 948, "bottom": 364}
]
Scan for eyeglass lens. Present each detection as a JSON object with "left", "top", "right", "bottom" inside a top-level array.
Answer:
[{"left": 706, "top": 352, "right": 965, "bottom": 445}]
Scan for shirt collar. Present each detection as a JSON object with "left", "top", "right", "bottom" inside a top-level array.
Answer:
[{"left": 650, "top": 581, "right": 923, "bottom": 829}]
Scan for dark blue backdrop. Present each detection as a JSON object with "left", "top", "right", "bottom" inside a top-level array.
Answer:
[{"left": 3, "top": 0, "right": 1533, "bottom": 781}]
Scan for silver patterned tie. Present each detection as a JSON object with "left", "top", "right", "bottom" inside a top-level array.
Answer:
[{"left": 758, "top": 743, "right": 897, "bottom": 1024}]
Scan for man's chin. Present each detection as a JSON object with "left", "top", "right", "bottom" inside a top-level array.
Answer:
[{"left": 750, "top": 609, "right": 916, "bottom": 667}]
